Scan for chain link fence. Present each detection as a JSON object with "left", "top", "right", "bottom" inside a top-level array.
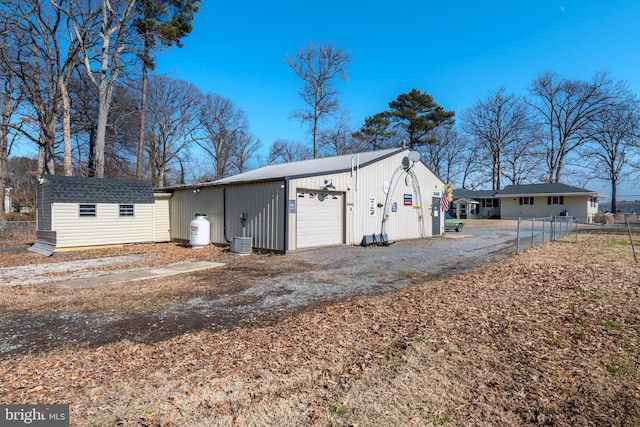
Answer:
[
  {"left": 516, "top": 216, "right": 578, "bottom": 254},
  {"left": 0, "top": 221, "right": 37, "bottom": 248}
]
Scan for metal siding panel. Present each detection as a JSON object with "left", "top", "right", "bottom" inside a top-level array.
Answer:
[
  {"left": 170, "top": 188, "right": 224, "bottom": 243},
  {"left": 225, "top": 182, "right": 285, "bottom": 252}
]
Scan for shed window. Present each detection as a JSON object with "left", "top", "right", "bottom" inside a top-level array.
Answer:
[
  {"left": 519, "top": 197, "right": 534, "bottom": 205},
  {"left": 79, "top": 204, "right": 96, "bottom": 217},
  {"left": 119, "top": 204, "right": 135, "bottom": 217}
]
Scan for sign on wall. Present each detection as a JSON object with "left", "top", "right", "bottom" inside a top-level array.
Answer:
[
  {"left": 369, "top": 197, "right": 376, "bottom": 216},
  {"left": 404, "top": 194, "right": 413, "bottom": 206}
]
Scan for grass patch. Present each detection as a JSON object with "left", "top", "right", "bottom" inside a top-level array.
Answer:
[
  {"left": 598, "top": 320, "right": 622, "bottom": 328},
  {"left": 329, "top": 404, "right": 349, "bottom": 417}
]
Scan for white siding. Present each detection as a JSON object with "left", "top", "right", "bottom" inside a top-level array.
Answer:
[
  {"left": 287, "top": 151, "right": 445, "bottom": 249},
  {"left": 500, "top": 196, "right": 591, "bottom": 220},
  {"left": 153, "top": 194, "right": 171, "bottom": 242},
  {"left": 52, "top": 203, "right": 154, "bottom": 248}
]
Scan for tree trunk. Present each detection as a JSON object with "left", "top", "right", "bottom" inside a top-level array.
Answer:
[
  {"left": 94, "top": 78, "right": 111, "bottom": 178},
  {"left": 60, "top": 78, "right": 73, "bottom": 176},
  {"left": 0, "top": 91, "right": 9, "bottom": 220},
  {"left": 41, "top": 121, "right": 57, "bottom": 175},
  {"left": 88, "top": 127, "right": 96, "bottom": 177},
  {"left": 136, "top": 53, "right": 149, "bottom": 178},
  {"left": 611, "top": 180, "right": 617, "bottom": 214}
]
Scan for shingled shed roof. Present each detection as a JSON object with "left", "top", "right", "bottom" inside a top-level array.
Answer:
[{"left": 44, "top": 175, "right": 154, "bottom": 204}]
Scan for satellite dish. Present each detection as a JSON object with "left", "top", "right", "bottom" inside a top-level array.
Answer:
[{"left": 408, "top": 150, "right": 421, "bottom": 162}]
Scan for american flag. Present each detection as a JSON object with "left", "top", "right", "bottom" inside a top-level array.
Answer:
[{"left": 440, "top": 196, "right": 449, "bottom": 212}]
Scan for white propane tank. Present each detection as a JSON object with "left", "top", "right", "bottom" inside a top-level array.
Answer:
[{"left": 189, "top": 213, "right": 210, "bottom": 249}]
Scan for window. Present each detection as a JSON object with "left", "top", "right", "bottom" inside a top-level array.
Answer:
[
  {"left": 547, "top": 196, "right": 564, "bottom": 205},
  {"left": 519, "top": 197, "right": 534, "bottom": 205},
  {"left": 590, "top": 197, "right": 598, "bottom": 208},
  {"left": 119, "top": 204, "right": 135, "bottom": 217},
  {"left": 482, "top": 198, "right": 499, "bottom": 208},
  {"left": 79, "top": 204, "right": 96, "bottom": 217}
]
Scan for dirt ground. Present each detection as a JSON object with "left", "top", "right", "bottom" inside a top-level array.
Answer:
[{"left": 0, "top": 231, "right": 639, "bottom": 426}]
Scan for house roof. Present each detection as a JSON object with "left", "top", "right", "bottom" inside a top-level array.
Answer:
[
  {"left": 453, "top": 189, "right": 498, "bottom": 200},
  {"left": 453, "top": 184, "right": 605, "bottom": 200},
  {"left": 213, "top": 147, "right": 407, "bottom": 185},
  {"left": 496, "top": 183, "right": 603, "bottom": 197},
  {"left": 44, "top": 175, "right": 154, "bottom": 204}
]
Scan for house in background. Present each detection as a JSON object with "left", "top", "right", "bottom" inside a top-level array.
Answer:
[
  {"left": 161, "top": 147, "right": 446, "bottom": 253},
  {"left": 497, "top": 183, "right": 604, "bottom": 222},
  {"left": 30, "top": 175, "right": 171, "bottom": 256},
  {"left": 451, "top": 189, "right": 500, "bottom": 219},
  {"left": 452, "top": 183, "right": 605, "bottom": 222}
]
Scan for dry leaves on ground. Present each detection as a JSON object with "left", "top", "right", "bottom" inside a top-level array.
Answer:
[{"left": 0, "top": 233, "right": 639, "bottom": 426}]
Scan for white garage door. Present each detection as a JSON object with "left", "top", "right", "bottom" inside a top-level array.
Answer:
[{"left": 296, "top": 191, "right": 343, "bottom": 249}]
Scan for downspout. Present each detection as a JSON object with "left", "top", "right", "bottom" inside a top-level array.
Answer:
[
  {"left": 223, "top": 187, "right": 231, "bottom": 243},
  {"left": 283, "top": 179, "right": 289, "bottom": 253}
]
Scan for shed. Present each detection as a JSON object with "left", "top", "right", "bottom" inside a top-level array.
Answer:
[
  {"left": 30, "top": 175, "right": 165, "bottom": 256},
  {"left": 164, "top": 148, "right": 446, "bottom": 253}
]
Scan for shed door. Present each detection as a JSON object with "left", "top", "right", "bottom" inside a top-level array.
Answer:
[{"left": 296, "top": 192, "right": 343, "bottom": 249}]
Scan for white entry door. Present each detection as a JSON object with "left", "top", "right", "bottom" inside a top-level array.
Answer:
[{"left": 296, "top": 191, "right": 343, "bottom": 249}]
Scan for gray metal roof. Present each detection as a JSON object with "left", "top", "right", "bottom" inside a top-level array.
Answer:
[
  {"left": 213, "top": 148, "right": 406, "bottom": 185},
  {"left": 44, "top": 175, "right": 154, "bottom": 204},
  {"left": 497, "top": 183, "right": 601, "bottom": 197}
]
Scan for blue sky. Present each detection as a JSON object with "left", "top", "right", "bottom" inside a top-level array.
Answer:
[{"left": 155, "top": 0, "right": 640, "bottom": 200}]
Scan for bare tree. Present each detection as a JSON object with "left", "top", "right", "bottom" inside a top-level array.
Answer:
[
  {"left": 528, "top": 71, "right": 622, "bottom": 183},
  {"left": 70, "top": 0, "right": 138, "bottom": 178},
  {"left": 286, "top": 41, "right": 351, "bottom": 159},
  {"left": 318, "top": 110, "right": 365, "bottom": 156},
  {"left": 458, "top": 139, "right": 484, "bottom": 190},
  {"left": 196, "top": 93, "right": 256, "bottom": 180},
  {"left": 145, "top": 76, "right": 201, "bottom": 187},
  {"left": 231, "top": 132, "right": 261, "bottom": 175},
  {"left": 1, "top": 0, "right": 68, "bottom": 175},
  {"left": 420, "top": 126, "right": 468, "bottom": 185},
  {"left": 267, "top": 139, "right": 313, "bottom": 164},
  {"left": 0, "top": 64, "right": 22, "bottom": 219},
  {"left": 462, "top": 88, "right": 535, "bottom": 190},
  {"left": 581, "top": 93, "right": 640, "bottom": 213}
]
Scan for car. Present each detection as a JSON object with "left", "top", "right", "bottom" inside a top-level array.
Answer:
[{"left": 445, "top": 212, "right": 464, "bottom": 232}]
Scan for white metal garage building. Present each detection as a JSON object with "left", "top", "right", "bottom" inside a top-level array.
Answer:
[{"left": 162, "top": 147, "right": 446, "bottom": 253}]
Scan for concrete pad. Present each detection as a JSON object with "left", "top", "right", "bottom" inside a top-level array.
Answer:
[{"left": 51, "top": 261, "right": 224, "bottom": 289}]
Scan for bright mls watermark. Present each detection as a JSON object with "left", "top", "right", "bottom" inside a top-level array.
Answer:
[{"left": 1, "top": 405, "right": 69, "bottom": 426}]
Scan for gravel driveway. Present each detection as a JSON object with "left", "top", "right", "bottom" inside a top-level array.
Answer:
[{"left": 0, "top": 224, "right": 519, "bottom": 356}]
